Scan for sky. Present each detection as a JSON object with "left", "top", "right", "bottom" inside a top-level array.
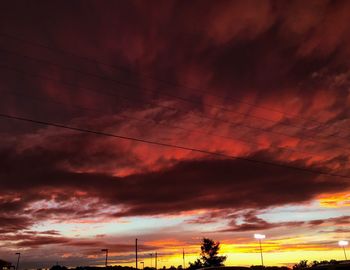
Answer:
[{"left": 0, "top": 0, "right": 350, "bottom": 269}]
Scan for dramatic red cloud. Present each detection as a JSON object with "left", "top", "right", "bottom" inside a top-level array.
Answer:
[{"left": 0, "top": 0, "right": 350, "bottom": 267}]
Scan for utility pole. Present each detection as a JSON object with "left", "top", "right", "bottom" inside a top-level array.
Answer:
[
  {"left": 150, "top": 253, "right": 153, "bottom": 268},
  {"left": 136, "top": 238, "right": 138, "bottom": 270},
  {"left": 155, "top": 252, "right": 157, "bottom": 270},
  {"left": 15, "top": 253, "right": 20, "bottom": 270},
  {"left": 183, "top": 249, "right": 185, "bottom": 269},
  {"left": 101, "top": 249, "right": 108, "bottom": 267}
]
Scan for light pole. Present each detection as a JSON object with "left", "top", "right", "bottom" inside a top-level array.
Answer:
[
  {"left": 338, "top": 240, "right": 348, "bottom": 260},
  {"left": 101, "top": 249, "right": 108, "bottom": 267},
  {"left": 254, "top": 234, "right": 266, "bottom": 267},
  {"left": 140, "top": 262, "right": 144, "bottom": 269},
  {"left": 15, "top": 253, "right": 20, "bottom": 270}
]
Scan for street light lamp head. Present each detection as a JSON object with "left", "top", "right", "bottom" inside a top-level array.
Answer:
[
  {"left": 254, "top": 234, "right": 266, "bottom": 239},
  {"left": 339, "top": 240, "right": 348, "bottom": 246}
]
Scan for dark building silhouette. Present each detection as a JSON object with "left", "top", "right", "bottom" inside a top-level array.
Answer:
[{"left": 0, "top": 260, "right": 13, "bottom": 270}]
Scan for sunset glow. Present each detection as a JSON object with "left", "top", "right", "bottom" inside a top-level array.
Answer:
[{"left": 0, "top": 1, "right": 350, "bottom": 269}]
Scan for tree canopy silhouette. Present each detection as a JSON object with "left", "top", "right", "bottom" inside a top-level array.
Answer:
[
  {"left": 292, "top": 260, "right": 308, "bottom": 270},
  {"left": 189, "top": 238, "right": 227, "bottom": 269}
]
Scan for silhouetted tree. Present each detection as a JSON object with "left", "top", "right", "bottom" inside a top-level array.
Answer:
[
  {"left": 50, "top": 265, "right": 68, "bottom": 270},
  {"left": 292, "top": 260, "right": 308, "bottom": 270},
  {"left": 310, "top": 261, "right": 319, "bottom": 267},
  {"left": 200, "top": 238, "right": 226, "bottom": 267},
  {"left": 188, "top": 259, "right": 203, "bottom": 270},
  {"left": 188, "top": 238, "right": 227, "bottom": 269}
]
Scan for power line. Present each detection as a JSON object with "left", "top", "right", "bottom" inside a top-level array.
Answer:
[
  {"left": 0, "top": 31, "right": 344, "bottom": 132},
  {"left": 0, "top": 112, "right": 349, "bottom": 180},
  {"left": 0, "top": 62, "right": 349, "bottom": 153},
  {"left": 0, "top": 46, "right": 348, "bottom": 144},
  {"left": 2, "top": 87, "right": 332, "bottom": 159}
]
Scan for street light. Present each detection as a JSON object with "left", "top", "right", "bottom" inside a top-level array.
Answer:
[
  {"left": 15, "top": 253, "right": 20, "bottom": 270},
  {"left": 338, "top": 240, "right": 348, "bottom": 260},
  {"left": 101, "top": 249, "right": 108, "bottom": 267},
  {"left": 254, "top": 234, "right": 266, "bottom": 267},
  {"left": 140, "top": 262, "right": 144, "bottom": 269}
]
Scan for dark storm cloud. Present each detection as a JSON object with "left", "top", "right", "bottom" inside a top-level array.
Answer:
[
  {"left": 1, "top": 0, "right": 350, "bottom": 163},
  {"left": 220, "top": 212, "right": 350, "bottom": 232},
  {"left": 0, "top": 216, "right": 33, "bottom": 234},
  {"left": 220, "top": 210, "right": 306, "bottom": 232},
  {"left": 1, "top": 139, "right": 348, "bottom": 233},
  {"left": 15, "top": 236, "right": 71, "bottom": 248},
  {"left": 0, "top": 231, "right": 152, "bottom": 251},
  {"left": 1, "top": 0, "right": 350, "bottom": 117}
]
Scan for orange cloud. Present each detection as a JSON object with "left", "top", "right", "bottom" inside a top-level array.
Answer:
[{"left": 318, "top": 192, "right": 350, "bottom": 208}]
